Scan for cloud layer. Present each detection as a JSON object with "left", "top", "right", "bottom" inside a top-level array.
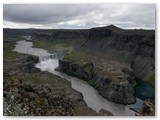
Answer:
[{"left": 3, "top": 4, "right": 155, "bottom": 29}]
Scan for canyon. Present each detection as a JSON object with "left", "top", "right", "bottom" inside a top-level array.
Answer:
[{"left": 3, "top": 24, "right": 155, "bottom": 115}]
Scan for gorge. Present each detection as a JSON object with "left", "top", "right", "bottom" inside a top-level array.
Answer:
[{"left": 3, "top": 25, "right": 155, "bottom": 116}]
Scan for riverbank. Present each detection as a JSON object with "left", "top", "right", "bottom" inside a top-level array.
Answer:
[
  {"left": 3, "top": 40, "right": 100, "bottom": 116},
  {"left": 57, "top": 53, "right": 136, "bottom": 105},
  {"left": 12, "top": 39, "right": 137, "bottom": 116}
]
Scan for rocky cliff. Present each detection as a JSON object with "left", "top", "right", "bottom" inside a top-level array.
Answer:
[
  {"left": 58, "top": 59, "right": 136, "bottom": 105},
  {"left": 57, "top": 25, "right": 155, "bottom": 104},
  {"left": 81, "top": 25, "right": 155, "bottom": 85},
  {"left": 28, "top": 25, "right": 155, "bottom": 83},
  {"left": 32, "top": 29, "right": 89, "bottom": 41}
]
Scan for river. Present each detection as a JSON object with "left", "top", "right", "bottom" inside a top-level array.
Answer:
[{"left": 13, "top": 40, "right": 139, "bottom": 116}]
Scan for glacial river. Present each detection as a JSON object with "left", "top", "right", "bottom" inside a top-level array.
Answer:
[{"left": 13, "top": 40, "right": 142, "bottom": 116}]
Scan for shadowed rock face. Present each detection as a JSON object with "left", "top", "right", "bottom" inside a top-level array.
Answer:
[
  {"left": 32, "top": 29, "right": 89, "bottom": 41},
  {"left": 81, "top": 25, "right": 155, "bottom": 83},
  {"left": 58, "top": 59, "right": 136, "bottom": 105},
  {"left": 56, "top": 25, "right": 154, "bottom": 104},
  {"left": 3, "top": 55, "right": 40, "bottom": 75}
]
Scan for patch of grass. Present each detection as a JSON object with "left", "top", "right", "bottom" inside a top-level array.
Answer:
[
  {"left": 33, "top": 39, "right": 85, "bottom": 52},
  {"left": 33, "top": 40, "right": 69, "bottom": 52},
  {"left": 3, "top": 41, "right": 24, "bottom": 59},
  {"left": 64, "top": 52, "right": 78, "bottom": 61},
  {"left": 63, "top": 50, "right": 92, "bottom": 66},
  {"left": 11, "top": 75, "right": 41, "bottom": 84},
  {"left": 83, "top": 65, "right": 93, "bottom": 74},
  {"left": 33, "top": 41, "right": 65, "bottom": 51},
  {"left": 21, "top": 76, "right": 41, "bottom": 84}
]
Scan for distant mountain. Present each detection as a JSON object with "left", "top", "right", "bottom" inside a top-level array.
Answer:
[{"left": 91, "top": 24, "right": 124, "bottom": 33}]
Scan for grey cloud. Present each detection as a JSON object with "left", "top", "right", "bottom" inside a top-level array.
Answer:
[
  {"left": 3, "top": 4, "right": 98, "bottom": 24},
  {"left": 3, "top": 4, "right": 155, "bottom": 29}
]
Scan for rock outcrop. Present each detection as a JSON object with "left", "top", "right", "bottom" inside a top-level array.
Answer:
[
  {"left": 32, "top": 29, "right": 89, "bottom": 41},
  {"left": 136, "top": 99, "right": 155, "bottom": 116},
  {"left": 3, "top": 77, "right": 74, "bottom": 116},
  {"left": 81, "top": 25, "right": 155, "bottom": 84},
  {"left": 4, "top": 55, "right": 40, "bottom": 75},
  {"left": 58, "top": 59, "right": 136, "bottom": 105}
]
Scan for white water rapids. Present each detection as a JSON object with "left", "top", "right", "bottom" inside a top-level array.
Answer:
[{"left": 13, "top": 40, "right": 139, "bottom": 116}]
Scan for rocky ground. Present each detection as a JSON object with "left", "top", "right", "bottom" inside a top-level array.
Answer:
[
  {"left": 3, "top": 40, "right": 101, "bottom": 116},
  {"left": 136, "top": 99, "right": 155, "bottom": 116}
]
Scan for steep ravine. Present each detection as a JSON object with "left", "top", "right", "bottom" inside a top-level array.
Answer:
[
  {"left": 13, "top": 40, "right": 136, "bottom": 116},
  {"left": 57, "top": 59, "right": 136, "bottom": 105}
]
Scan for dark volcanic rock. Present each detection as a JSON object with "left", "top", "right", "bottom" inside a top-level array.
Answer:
[
  {"left": 33, "top": 29, "right": 89, "bottom": 41},
  {"left": 137, "top": 99, "right": 155, "bottom": 116},
  {"left": 58, "top": 59, "right": 136, "bottom": 105},
  {"left": 81, "top": 25, "right": 155, "bottom": 82}
]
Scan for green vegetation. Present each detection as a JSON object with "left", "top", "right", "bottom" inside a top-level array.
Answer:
[
  {"left": 64, "top": 52, "right": 79, "bottom": 61},
  {"left": 33, "top": 39, "right": 84, "bottom": 52},
  {"left": 83, "top": 65, "right": 92, "bottom": 73},
  {"left": 11, "top": 75, "right": 41, "bottom": 84},
  {"left": 145, "top": 73, "right": 155, "bottom": 87},
  {"left": 63, "top": 50, "right": 92, "bottom": 65},
  {"left": 33, "top": 41, "right": 69, "bottom": 52},
  {"left": 3, "top": 41, "right": 24, "bottom": 59}
]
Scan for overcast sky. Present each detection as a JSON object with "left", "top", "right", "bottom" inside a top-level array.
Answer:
[{"left": 3, "top": 4, "right": 155, "bottom": 29}]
